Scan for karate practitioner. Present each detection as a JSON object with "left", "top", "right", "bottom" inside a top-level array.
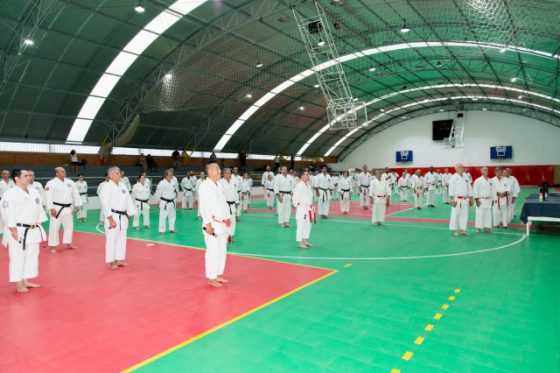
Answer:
[
  {"left": 448, "top": 163, "right": 473, "bottom": 236},
  {"left": 441, "top": 168, "right": 451, "bottom": 204},
  {"left": 219, "top": 168, "right": 238, "bottom": 242},
  {"left": 180, "top": 171, "right": 197, "bottom": 210},
  {"left": 232, "top": 167, "right": 243, "bottom": 220},
  {"left": 121, "top": 170, "right": 132, "bottom": 192},
  {"left": 274, "top": 166, "right": 293, "bottom": 228},
  {"left": 28, "top": 171, "right": 46, "bottom": 209},
  {"left": 338, "top": 171, "right": 353, "bottom": 214},
  {"left": 0, "top": 169, "right": 14, "bottom": 231},
  {"left": 240, "top": 173, "right": 252, "bottom": 212},
  {"left": 264, "top": 174, "right": 275, "bottom": 209},
  {"left": 196, "top": 171, "right": 206, "bottom": 220},
  {"left": 410, "top": 170, "right": 425, "bottom": 209},
  {"left": 473, "top": 166, "right": 494, "bottom": 233},
  {"left": 504, "top": 168, "right": 520, "bottom": 223},
  {"left": 199, "top": 162, "right": 231, "bottom": 288},
  {"left": 292, "top": 170, "right": 315, "bottom": 249},
  {"left": 370, "top": 169, "right": 392, "bottom": 225},
  {"left": 97, "top": 174, "right": 109, "bottom": 223},
  {"left": 2, "top": 169, "right": 47, "bottom": 293},
  {"left": 398, "top": 171, "right": 410, "bottom": 202},
  {"left": 492, "top": 167, "right": 510, "bottom": 228},
  {"left": 132, "top": 174, "right": 151, "bottom": 229},
  {"left": 100, "top": 167, "right": 136, "bottom": 270},
  {"left": 331, "top": 173, "right": 340, "bottom": 201},
  {"left": 155, "top": 169, "right": 177, "bottom": 234},
  {"left": 314, "top": 166, "right": 332, "bottom": 219},
  {"left": 45, "top": 167, "right": 82, "bottom": 253},
  {"left": 75, "top": 174, "right": 88, "bottom": 222},
  {"left": 424, "top": 166, "right": 437, "bottom": 207},
  {"left": 261, "top": 165, "right": 274, "bottom": 201},
  {"left": 357, "top": 165, "right": 372, "bottom": 210}
]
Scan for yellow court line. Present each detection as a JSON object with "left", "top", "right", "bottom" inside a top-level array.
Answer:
[
  {"left": 121, "top": 269, "right": 337, "bottom": 372},
  {"left": 402, "top": 351, "right": 414, "bottom": 361},
  {"left": 344, "top": 263, "right": 352, "bottom": 268},
  {"left": 414, "top": 336, "right": 424, "bottom": 345},
  {"left": 75, "top": 228, "right": 335, "bottom": 272}
]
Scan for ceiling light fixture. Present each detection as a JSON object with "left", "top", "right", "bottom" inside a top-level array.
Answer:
[
  {"left": 482, "top": 107, "right": 487, "bottom": 111},
  {"left": 380, "top": 108, "right": 385, "bottom": 112},
  {"left": 134, "top": 2, "right": 145, "bottom": 13},
  {"left": 246, "top": 94, "right": 253, "bottom": 99},
  {"left": 317, "top": 39, "right": 326, "bottom": 47},
  {"left": 314, "top": 84, "right": 320, "bottom": 88},
  {"left": 511, "top": 77, "right": 518, "bottom": 82},
  {"left": 23, "top": 38, "right": 34, "bottom": 46},
  {"left": 500, "top": 47, "right": 507, "bottom": 53},
  {"left": 299, "top": 106, "right": 305, "bottom": 111},
  {"left": 164, "top": 73, "right": 172, "bottom": 79},
  {"left": 439, "top": 108, "right": 444, "bottom": 112},
  {"left": 518, "top": 95, "right": 523, "bottom": 99},
  {"left": 368, "top": 67, "right": 376, "bottom": 72},
  {"left": 400, "top": 19, "right": 410, "bottom": 33},
  {"left": 256, "top": 61, "right": 264, "bottom": 68}
]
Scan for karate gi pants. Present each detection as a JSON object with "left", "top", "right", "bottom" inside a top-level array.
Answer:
[
  {"left": 296, "top": 206, "right": 312, "bottom": 242},
  {"left": 508, "top": 197, "right": 516, "bottom": 223},
  {"left": 340, "top": 193, "right": 351, "bottom": 213},
  {"left": 449, "top": 200, "right": 469, "bottom": 231},
  {"left": 266, "top": 191, "right": 275, "bottom": 208},
  {"left": 371, "top": 197, "right": 387, "bottom": 223},
  {"left": 182, "top": 191, "right": 195, "bottom": 209},
  {"left": 48, "top": 213, "right": 73, "bottom": 246},
  {"left": 77, "top": 204, "right": 88, "bottom": 220},
  {"left": 276, "top": 195, "right": 292, "bottom": 224},
  {"left": 227, "top": 204, "right": 237, "bottom": 236},
  {"left": 359, "top": 187, "right": 370, "bottom": 208},
  {"left": 426, "top": 189, "right": 436, "bottom": 206},
  {"left": 241, "top": 194, "right": 250, "bottom": 211},
  {"left": 493, "top": 197, "right": 509, "bottom": 227},
  {"left": 99, "top": 210, "right": 105, "bottom": 223},
  {"left": 317, "top": 190, "right": 330, "bottom": 216},
  {"left": 204, "top": 232, "right": 227, "bottom": 279},
  {"left": 442, "top": 188, "right": 449, "bottom": 203},
  {"left": 159, "top": 203, "right": 176, "bottom": 233},
  {"left": 133, "top": 202, "right": 150, "bottom": 228},
  {"left": 400, "top": 188, "right": 409, "bottom": 202},
  {"left": 475, "top": 199, "right": 492, "bottom": 229},
  {"left": 8, "top": 238, "right": 39, "bottom": 282},
  {"left": 105, "top": 227, "right": 127, "bottom": 263},
  {"left": 414, "top": 192, "right": 424, "bottom": 208}
]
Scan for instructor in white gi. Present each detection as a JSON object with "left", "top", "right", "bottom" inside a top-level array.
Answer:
[
  {"left": 199, "top": 162, "right": 231, "bottom": 288},
  {"left": 101, "top": 167, "right": 137, "bottom": 270},
  {"left": 448, "top": 164, "right": 473, "bottom": 236},
  {"left": 274, "top": 166, "right": 293, "bottom": 228},
  {"left": 2, "top": 169, "right": 47, "bottom": 293},
  {"left": 155, "top": 169, "right": 177, "bottom": 234},
  {"left": 370, "top": 169, "right": 392, "bottom": 225},
  {"left": 45, "top": 167, "right": 81, "bottom": 253},
  {"left": 292, "top": 170, "right": 315, "bottom": 248},
  {"left": 473, "top": 167, "right": 494, "bottom": 233}
]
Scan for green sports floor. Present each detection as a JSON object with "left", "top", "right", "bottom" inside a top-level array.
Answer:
[{"left": 75, "top": 187, "right": 559, "bottom": 372}]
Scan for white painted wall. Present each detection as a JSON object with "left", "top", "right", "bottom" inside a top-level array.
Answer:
[{"left": 344, "top": 111, "right": 560, "bottom": 168}]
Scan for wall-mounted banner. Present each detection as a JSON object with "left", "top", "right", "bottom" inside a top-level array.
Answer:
[
  {"left": 490, "top": 145, "right": 513, "bottom": 159},
  {"left": 396, "top": 150, "right": 413, "bottom": 162}
]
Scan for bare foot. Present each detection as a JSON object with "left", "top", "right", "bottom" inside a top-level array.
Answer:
[
  {"left": 66, "top": 245, "right": 78, "bottom": 250},
  {"left": 305, "top": 242, "right": 313, "bottom": 247},
  {"left": 460, "top": 231, "right": 469, "bottom": 236},
  {"left": 117, "top": 261, "right": 129, "bottom": 266},
  {"left": 24, "top": 281, "right": 40, "bottom": 288},
  {"left": 169, "top": 230, "right": 175, "bottom": 233},
  {"left": 49, "top": 248, "right": 58, "bottom": 254},
  {"left": 454, "top": 231, "right": 459, "bottom": 236},
  {"left": 110, "top": 263, "right": 119, "bottom": 270},
  {"left": 476, "top": 229, "right": 481, "bottom": 233},
  {"left": 207, "top": 279, "right": 223, "bottom": 288},
  {"left": 484, "top": 228, "right": 492, "bottom": 233},
  {"left": 217, "top": 277, "right": 229, "bottom": 283},
  {"left": 16, "top": 285, "right": 28, "bottom": 293},
  {"left": 285, "top": 223, "right": 291, "bottom": 227},
  {"left": 298, "top": 243, "right": 309, "bottom": 249}
]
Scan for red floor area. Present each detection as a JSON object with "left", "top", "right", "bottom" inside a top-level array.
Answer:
[{"left": 0, "top": 232, "right": 332, "bottom": 373}]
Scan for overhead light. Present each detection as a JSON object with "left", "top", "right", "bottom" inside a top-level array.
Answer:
[
  {"left": 314, "top": 84, "right": 320, "bottom": 88},
  {"left": 472, "top": 97, "right": 478, "bottom": 101},
  {"left": 317, "top": 39, "right": 326, "bottom": 47},
  {"left": 482, "top": 107, "right": 487, "bottom": 111},
  {"left": 518, "top": 95, "right": 523, "bottom": 99},
  {"left": 298, "top": 106, "right": 305, "bottom": 111},
  {"left": 380, "top": 108, "right": 385, "bottom": 112},
  {"left": 246, "top": 93, "right": 253, "bottom": 99},
  {"left": 368, "top": 67, "right": 376, "bottom": 72},
  {"left": 436, "top": 61, "right": 443, "bottom": 67},
  {"left": 164, "top": 73, "right": 172, "bottom": 79},
  {"left": 255, "top": 61, "right": 264, "bottom": 68},
  {"left": 511, "top": 77, "right": 518, "bottom": 82},
  {"left": 500, "top": 47, "right": 507, "bottom": 53},
  {"left": 353, "top": 98, "right": 358, "bottom": 101},
  {"left": 402, "top": 116, "right": 407, "bottom": 119},
  {"left": 400, "top": 19, "right": 410, "bottom": 33},
  {"left": 23, "top": 38, "right": 34, "bottom": 46},
  {"left": 134, "top": 2, "right": 145, "bottom": 13},
  {"left": 439, "top": 108, "right": 444, "bottom": 112}
]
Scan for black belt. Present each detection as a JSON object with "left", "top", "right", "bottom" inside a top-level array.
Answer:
[
  {"left": 80, "top": 192, "right": 87, "bottom": 195},
  {"left": 135, "top": 198, "right": 149, "bottom": 210},
  {"left": 183, "top": 188, "right": 193, "bottom": 192},
  {"left": 226, "top": 200, "right": 236, "bottom": 215},
  {"left": 266, "top": 188, "right": 274, "bottom": 192},
  {"left": 111, "top": 209, "right": 129, "bottom": 230},
  {"left": 341, "top": 188, "right": 351, "bottom": 199},
  {"left": 318, "top": 187, "right": 330, "bottom": 202},
  {"left": 279, "top": 190, "right": 291, "bottom": 195},
  {"left": 16, "top": 223, "right": 41, "bottom": 251},
  {"left": 53, "top": 202, "right": 71, "bottom": 219},
  {"left": 160, "top": 197, "right": 175, "bottom": 210}
]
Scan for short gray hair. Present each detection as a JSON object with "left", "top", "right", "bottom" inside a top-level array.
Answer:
[{"left": 107, "top": 166, "right": 120, "bottom": 175}]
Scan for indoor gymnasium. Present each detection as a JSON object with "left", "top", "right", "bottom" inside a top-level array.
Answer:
[{"left": 0, "top": 0, "right": 559, "bottom": 372}]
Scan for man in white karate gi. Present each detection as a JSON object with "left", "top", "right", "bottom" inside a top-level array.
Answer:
[
  {"left": 132, "top": 174, "right": 151, "bottom": 229},
  {"left": 45, "top": 167, "right": 82, "bottom": 253},
  {"left": 2, "top": 169, "right": 47, "bottom": 293},
  {"left": 370, "top": 169, "right": 392, "bottom": 225},
  {"left": 424, "top": 166, "right": 437, "bottom": 208},
  {"left": 473, "top": 167, "right": 494, "bottom": 233},
  {"left": 492, "top": 167, "right": 510, "bottom": 228},
  {"left": 180, "top": 171, "right": 197, "bottom": 210},
  {"left": 448, "top": 163, "right": 473, "bottom": 236},
  {"left": 274, "top": 166, "right": 293, "bottom": 228},
  {"left": 199, "top": 162, "right": 231, "bottom": 288},
  {"left": 338, "top": 171, "right": 353, "bottom": 214},
  {"left": 504, "top": 168, "right": 520, "bottom": 223},
  {"left": 357, "top": 165, "right": 371, "bottom": 210},
  {"left": 314, "top": 166, "right": 332, "bottom": 219},
  {"left": 75, "top": 174, "right": 88, "bottom": 222},
  {"left": 441, "top": 168, "right": 451, "bottom": 204},
  {"left": 410, "top": 170, "right": 425, "bottom": 209},
  {"left": 101, "top": 167, "right": 136, "bottom": 270},
  {"left": 155, "top": 169, "right": 177, "bottom": 234},
  {"left": 292, "top": 170, "right": 315, "bottom": 249},
  {"left": 261, "top": 165, "right": 274, "bottom": 201},
  {"left": 219, "top": 168, "right": 238, "bottom": 242}
]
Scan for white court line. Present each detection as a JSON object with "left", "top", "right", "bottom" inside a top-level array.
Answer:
[
  {"left": 95, "top": 223, "right": 105, "bottom": 234},
  {"left": 229, "top": 235, "right": 527, "bottom": 261}
]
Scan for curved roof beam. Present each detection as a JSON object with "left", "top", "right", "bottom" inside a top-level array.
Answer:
[
  {"left": 298, "top": 83, "right": 560, "bottom": 156},
  {"left": 213, "top": 40, "right": 560, "bottom": 152},
  {"left": 323, "top": 94, "right": 560, "bottom": 157},
  {"left": 66, "top": 1, "right": 207, "bottom": 143}
]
